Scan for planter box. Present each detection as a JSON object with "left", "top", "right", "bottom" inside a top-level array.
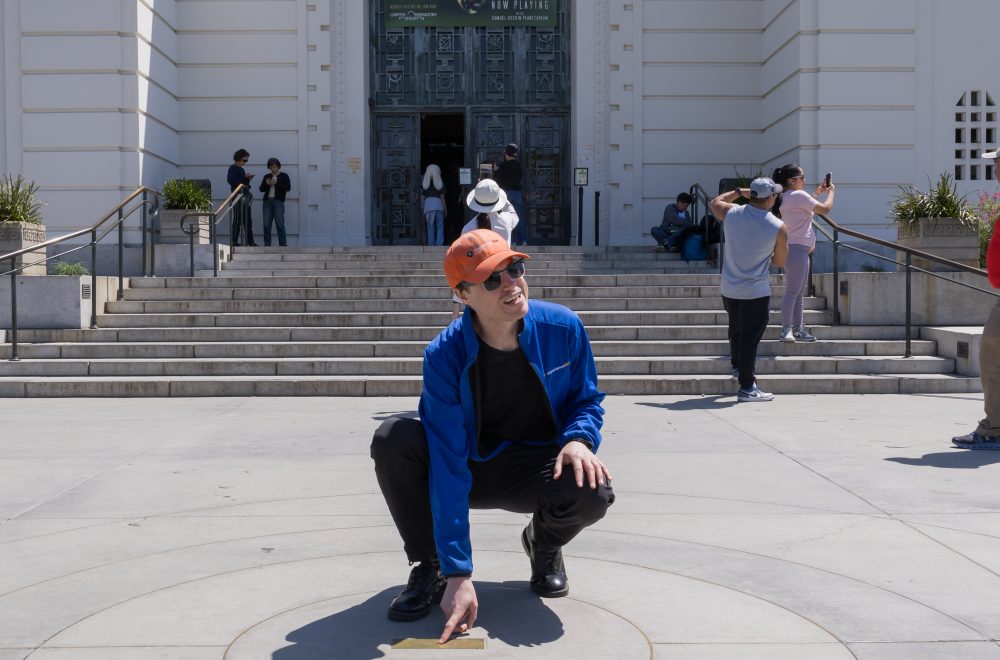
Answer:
[
  {"left": 157, "top": 209, "right": 210, "bottom": 244},
  {"left": 895, "top": 217, "right": 979, "bottom": 271},
  {"left": 0, "top": 223, "right": 46, "bottom": 275},
  {"left": 0, "top": 275, "right": 121, "bottom": 329}
]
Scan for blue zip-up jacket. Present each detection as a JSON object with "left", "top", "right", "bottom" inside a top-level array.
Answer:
[{"left": 417, "top": 299, "right": 605, "bottom": 577}]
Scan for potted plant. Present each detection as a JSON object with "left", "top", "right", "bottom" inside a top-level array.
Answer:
[
  {"left": 890, "top": 173, "right": 979, "bottom": 271},
  {"left": 158, "top": 178, "right": 212, "bottom": 244},
  {"left": 0, "top": 173, "right": 46, "bottom": 275}
]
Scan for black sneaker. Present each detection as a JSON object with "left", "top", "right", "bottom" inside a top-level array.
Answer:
[
  {"left": 952, "top": 431, "right": 1000, "bottom": 450},
  {"left": 387, "top": 559, "right": 447, "bottom": 621},
  {"left": 521, "top": 523, "right": 569, "bottom": 598}
]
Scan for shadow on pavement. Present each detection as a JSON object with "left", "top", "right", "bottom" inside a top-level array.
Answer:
[
  {"left": 885, "top": 450, "right": 1000, "bottom": 469},
  {"left": 371, "top": 410, "right": 418, "bottom": 422},
  {"left": 634, "top": 395, "right": 737, "bottom": 411},
  {"left": 274, "top": 582, "right": 563, "bottom": 659}
]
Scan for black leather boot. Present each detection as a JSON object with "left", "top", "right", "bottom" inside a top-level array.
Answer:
[
  {"left": 387, "top": 559, "right": 447, "bottom": 621},
  {"left": 521, "top": 523, "right": 569, "bottom": 598}
]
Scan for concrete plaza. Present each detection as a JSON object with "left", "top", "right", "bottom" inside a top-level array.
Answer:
[{"left": 2, "top": 393, "right": 999, "bottom": 659}]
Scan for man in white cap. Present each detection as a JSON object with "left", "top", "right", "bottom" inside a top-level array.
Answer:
[
  {"left": 953, "top": 148, "right": 1000, "bottom": 448},
  {"left": 709, "top": 178, "right": 789, "bottom": 402}
]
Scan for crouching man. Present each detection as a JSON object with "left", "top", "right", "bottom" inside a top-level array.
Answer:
[{"left": 371, "top": 229, "right": 615, "bottom": 643}]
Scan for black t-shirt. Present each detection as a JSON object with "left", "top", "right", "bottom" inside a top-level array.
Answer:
[
  {"left": 473, "top": 337, "right": 557, "bottom": 456},
  {"left": 494, "top": 159, "right": 523, "bottom": 191}
]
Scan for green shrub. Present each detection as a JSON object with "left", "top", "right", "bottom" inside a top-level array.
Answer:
[
  {"left": 50, "top": 261, "right": 90, "bottom": 276},
  {"left": 890, "top": 173, "right": 977, "bottom": 229},
  {"left": 162, "top": 179, "right": 212, "bottom": 211},
  {"left": 860, "top": 262, "right": 886, "bottom": 273},
  {"left": 0, "top": 174, "right": 44, "bottom": 224}
]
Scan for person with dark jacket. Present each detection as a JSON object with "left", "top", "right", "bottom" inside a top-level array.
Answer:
[
  {"left": 651, "top": 192, "right": 693, "bottom": 252},
  {"left": 259, "top": 157, "right": 291, "bottom": 246},
  {"left": 227, "top": 148, "right": 256, "bottom": 246},
  {"left": 494, "top": 143, "right": 527, "bottom": 245},
  {"left": 370, "top": 229, "right": 614, "bottom": 643}
]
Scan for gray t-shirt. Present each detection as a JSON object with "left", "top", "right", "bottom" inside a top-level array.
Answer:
[{"left": 719, "top": 203, "right": 783, "bottom": 300}]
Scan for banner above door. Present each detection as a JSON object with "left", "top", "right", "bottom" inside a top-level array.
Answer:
[{"left": 386, "top": 1, "right": 556, "bottom": 28}]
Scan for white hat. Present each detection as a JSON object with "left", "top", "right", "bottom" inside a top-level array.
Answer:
[
  {"left": 749, "top": 177, "right": 782, "bottom": 199},
  {"left": 466, "top": 179, "right": 508, "bottom": 213},
  {"left": 983, "top": 148, "right": 999, "bottom": 159}
]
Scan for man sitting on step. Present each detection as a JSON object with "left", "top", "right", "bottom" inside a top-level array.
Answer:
[{"left": 370, "top": 229, "right": 615, "bottom": 643}]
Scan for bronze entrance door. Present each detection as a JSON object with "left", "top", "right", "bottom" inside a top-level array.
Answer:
[{"left": 369, "top": 0, "right": 571, "bottom": 246}]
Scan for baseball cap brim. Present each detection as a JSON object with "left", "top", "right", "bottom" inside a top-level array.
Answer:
[
  {"left": 461, "top": 248, "right": 530, "bottom": 285},
  {"left": 983, "top": 149, "right": 999, "bottom": 159}
]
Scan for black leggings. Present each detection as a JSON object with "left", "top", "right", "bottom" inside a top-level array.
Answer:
[{"left": 371, "top": 416, "right": 615, "bottom": 564}]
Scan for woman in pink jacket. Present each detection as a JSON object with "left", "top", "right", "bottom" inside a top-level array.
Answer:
[{"left": 771, "top": 164, "right": 836, "bottom": 343}]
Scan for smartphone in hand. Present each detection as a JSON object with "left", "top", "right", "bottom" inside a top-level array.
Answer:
[{"left": 824, "top": 172, "right": 832, "bottom": 188}]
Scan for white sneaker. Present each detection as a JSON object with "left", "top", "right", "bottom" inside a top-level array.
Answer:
[
  {"left": 780, "top": 326, "right": 795, "bottom": 343},
  {"left": 738, "top": 383, "right": 775, "bottom": 402},
  {"left": 794, "top": 327, "right": 817, "bottom": 342}
]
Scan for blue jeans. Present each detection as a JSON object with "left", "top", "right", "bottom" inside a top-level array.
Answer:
[
  {"left": 262, "top": 199, "right": 286, "bottom": 246},
  {"left": 650, "top": 224, "right": 683, "bottom": 249},
  {"left": 424, "top": 210, "right": 444, "bottom": 246},
  {"left": 507, "top": 190, "right": 526, "bottom": 244}
]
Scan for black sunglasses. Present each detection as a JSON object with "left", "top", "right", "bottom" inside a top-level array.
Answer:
[{"left": 480, "top": 259, "right": 525, "bottom": 291}]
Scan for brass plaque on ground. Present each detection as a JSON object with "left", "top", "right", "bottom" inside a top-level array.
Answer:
[{"left": 391, "top": 637, "right": 486, "bottom": 649}]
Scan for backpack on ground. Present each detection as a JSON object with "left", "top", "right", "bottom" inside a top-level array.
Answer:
[{"left": 682, "top": 233, "right": 708, "bottom": 261}]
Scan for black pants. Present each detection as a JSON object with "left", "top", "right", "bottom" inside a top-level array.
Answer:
[
  {"left": 722, "top": 295, "right": 771, "bottom": 390},
  {"left": 371, "top": 416, "right": 614, "bottom": 563},
  {"left": 231, "top": 202, "right": 255, "bottom": 246}
]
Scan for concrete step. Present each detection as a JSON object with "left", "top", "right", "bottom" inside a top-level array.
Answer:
[
  {"left": 103, "top": 296, "right": 827, "bottom": 314},
  {"left": 7, "top": 325, "right": 928, "bottom": 344},
  {"left": 0, "top": 373, "right": 980, "bottom": 398},
  {"left": 121, "top": 284, "right": 771, "bottom": 301},
  {"left": 0, "top": 339, "right": 939, "bottom": 360},
  {"left": 94, "top": 310, "right": 835, "bottom": 328},
  {"left": 205, "top": 266, "right": 718, "bottom": 277},
  {"left": 0, "top": 355, "right": 956, "bottom": 378},
  {"left": 129, "top": 273, "right": 757, "bottom": 288}
]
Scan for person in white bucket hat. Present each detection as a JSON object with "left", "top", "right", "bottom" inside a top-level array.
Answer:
[{"left": 450, "top": 179, "right": 521, "bottom": 320}]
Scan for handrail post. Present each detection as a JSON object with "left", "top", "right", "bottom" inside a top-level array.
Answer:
[
  {"left": 211, "top": 211, "right": 219, "bottom": 277},
  {"left": 90, "top": 229, "right": 98, "bottom": 329},
  {"left": 577, "top": 185, "right": 583, "bottom": 246},
  {"left": 9, "top": 256, "right": 18, "bottom": 361},
  {"left": 905, "top": 252, "right": 913, "bottom": 358},
  {"left": 807, "top": 251, "right": 815, "bottom": 298},
  {"left": 594, "top": 191, "right": 600, "bottom": 247},
  {"left": 117, "top": 206, "right": 124, "bottom": 301},
  {"left": 189, "top": 219, "right": 196, "bottom": 278},
  {"left": 832, "top": 228, "right": 840, "bottom": 325},
  {"left": 141, "top": 190, "right": 148, "bottom": 277}
]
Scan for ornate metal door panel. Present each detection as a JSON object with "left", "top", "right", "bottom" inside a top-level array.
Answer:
[
  {"left": 369, "top": 0, "right": 571, "bottom": 244},
  {"left": 472, "top": 114, "right": 515, "bottom": 169},
  {"left": 524, "top": 114, "right": 569, "bottom": 245},
  {"left": 373, "top": 114, "right": 419, "bottom": 245}
]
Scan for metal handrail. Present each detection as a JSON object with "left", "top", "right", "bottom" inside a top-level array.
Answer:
[
  {"left": 177, "top": 184, "right": 249, "bottom": 277},
  {"left": 812, "top": 212, "right": 995, "bottom": 358},
  {"left": 1, "top": 186, "right": 160, "bottom": 361},
  {"left": 688, "top": 182, "right": 723, "bottom": 272}
]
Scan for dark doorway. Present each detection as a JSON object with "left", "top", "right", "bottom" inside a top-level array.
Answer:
[{"left": 421, "top": 113, "right": 465, "bottom": 244}]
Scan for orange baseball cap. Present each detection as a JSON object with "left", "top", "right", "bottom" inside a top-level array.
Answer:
[{"left": 444, "top": 229, "right": 529, "bottom": 289}]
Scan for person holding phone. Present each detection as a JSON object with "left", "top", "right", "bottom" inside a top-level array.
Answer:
[
  {"left": 771, "top": 164, "right": 836, "bottom": 343},
  {"left": 259, "top": 157, "right": 291, "bottom": 247},
  {"left": 227, "top": 149, "right": 257, "bottom": 247}
]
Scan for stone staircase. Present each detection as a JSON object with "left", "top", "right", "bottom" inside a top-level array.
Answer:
[{"left": 0, "top": 246, "right": 980, "bottom": 397}]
